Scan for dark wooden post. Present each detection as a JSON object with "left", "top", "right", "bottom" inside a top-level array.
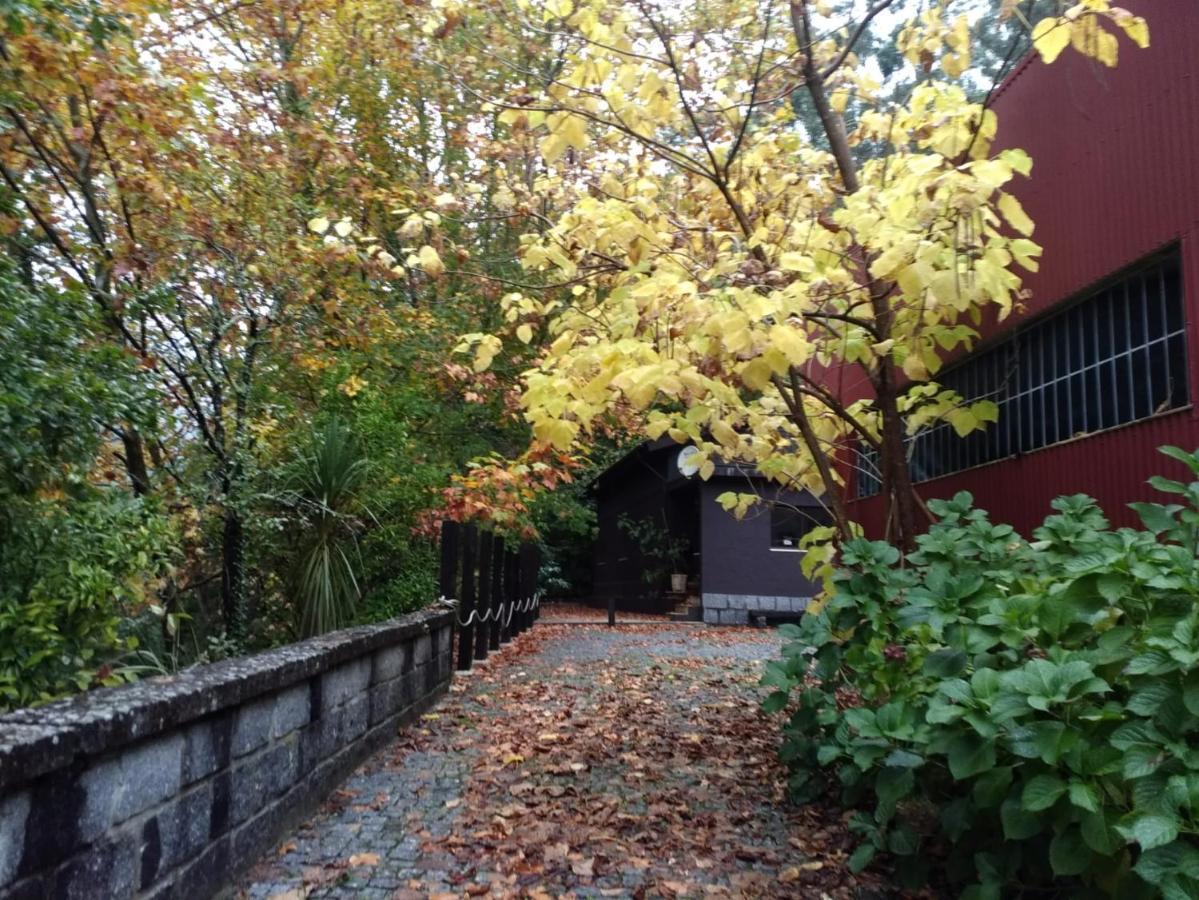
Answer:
[
  {"left": 530, "top": 545, "right": 542, "bottom": 621},
  {"left": 489, "top": 534, "right": 504, "bottom": 651},
  {"left": 438, "top": 520, "right": 460, "bottom": 608},
  {"left": 475, "top": 530, "right": 492, "bottom": 662},
  {"left": 501, "top": 549, "right": 517, "bottom": 643},
  {"left": 456, "top": 524, "right": 477, "bottom": 672},
  {"left": 608, "top": 593, "right": 616, "bottom": 627},
  {"left": 519, "top": 543, "right": 538, "bottom": 631}
]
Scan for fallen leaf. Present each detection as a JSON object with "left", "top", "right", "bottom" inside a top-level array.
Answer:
[
  {"left": 570, "top": 857, "right": 595, "bottom": 877},
  {"left": 347, "top": 852, "right": 379, "bottom": 868}
]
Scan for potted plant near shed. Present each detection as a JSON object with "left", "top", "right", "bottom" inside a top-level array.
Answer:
[{"left": 617, "top": 513, "right": 690, "bottom": 596}]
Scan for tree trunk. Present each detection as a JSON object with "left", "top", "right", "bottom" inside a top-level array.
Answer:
[
  {"left": 121, "top": 429, "right": 152, "bottom": 496},
  {"left": 875, "top": 368, "right": 919, "bottom": 552},
  {"left": 221, "top": 508, "right": 246, "bottom": 640}
]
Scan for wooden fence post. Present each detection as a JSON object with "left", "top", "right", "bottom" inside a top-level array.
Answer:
[
  {"left": 489, "top": 534, "right": 504, "bottom": 651},
  {"left": 501, "top": 549, "right": 517, "bottom": 643},
  {"left": 457, "top": 524, "right": 477, "bottom": 672},
  {"left": 519, "top": 543, "right": 537, "bottom": 631},
  {"left": 475, "top": 529, "right": 492, "bottom": 662},
  {"left": 532, "top": 545, "right": 542, "bottom": 621},
  {"left": 438, "top": 520, "right": 459, "bottom": 608}
]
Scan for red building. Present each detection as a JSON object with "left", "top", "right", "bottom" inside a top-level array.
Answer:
[{"left": 848, "top": 0, "right": 1199, "bottom": 535}]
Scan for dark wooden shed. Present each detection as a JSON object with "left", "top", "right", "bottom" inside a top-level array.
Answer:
[{"left": 591, "top": 439, "right": 828, "bottom": 624}]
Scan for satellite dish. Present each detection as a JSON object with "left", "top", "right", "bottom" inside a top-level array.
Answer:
[{"left": 677, "top": 445, "right": 701, "bottom": 477}]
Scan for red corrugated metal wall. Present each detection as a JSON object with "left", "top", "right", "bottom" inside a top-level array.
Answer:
[{"left": 848, "top": 0, "right": 1199, "bottom": 535}]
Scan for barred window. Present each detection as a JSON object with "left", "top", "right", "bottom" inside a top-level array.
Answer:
[{"left": 857, "top": 250, "right": 1188, "bottom": 498}]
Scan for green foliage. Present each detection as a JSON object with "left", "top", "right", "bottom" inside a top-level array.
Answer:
[
  {"left": 617, "top": 512, "right": 689, "bottom": 588},
  {"left": 0, "top": 264, "right": 176, "bottom": 709},
  {"left": 0, "top": 272, "right": 153, "bottom": 497},
  {"left": 286, "top": 418, "right": 369, "bottom": 637},
  {"left": 771, "top": 447, "right": 1199, "bottom": 898},
  {"left": 0, "top": 492, "right": 176, "bottom": 710}
]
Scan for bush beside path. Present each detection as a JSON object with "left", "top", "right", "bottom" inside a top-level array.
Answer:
[{"left": 237, "top": 624, "right": 895, "bottom": 899}]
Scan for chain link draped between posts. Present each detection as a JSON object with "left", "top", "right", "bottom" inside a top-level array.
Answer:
[
  {"left": 437, "top": 521, "right": 542, "bottom": 673},
  {"left": 445, "top": 591, "right": 542, "bottom": 628}
]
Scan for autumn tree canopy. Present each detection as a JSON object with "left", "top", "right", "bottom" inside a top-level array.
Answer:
[{"left": 378, "top": 0, "right": 1150, "bottom": 556}]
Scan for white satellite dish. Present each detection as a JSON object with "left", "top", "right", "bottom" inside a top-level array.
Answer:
[{"left": 676, "top": 445, "right": 701, "bottom": 477}]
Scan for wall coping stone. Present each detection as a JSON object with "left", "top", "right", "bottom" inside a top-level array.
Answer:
[{"left": 0, "top": 604, "right": 454, "bottom": 794}]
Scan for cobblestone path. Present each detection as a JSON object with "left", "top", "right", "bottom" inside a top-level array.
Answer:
[{"left": 237, "top": 624, "right": 888, "bottom": 899}]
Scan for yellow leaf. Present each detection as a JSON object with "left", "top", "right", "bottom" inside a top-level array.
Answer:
[
  {"left": 334, "top": 219, "right": 353, "bottom": 238},
  {"left": 534, "top": 418, "right": 577, "bottom": 451},
  {"left": 777, "top": 251, "right": 813, "bottom": 272},
  {"left": 1032, "top": 18, "right": 1071, "bottom": 64},
  {"left": 516, "top": 323, "right": 534, "bottom": 344},
  {"left": 418, "top": 245, "right": 446, "bottom": 277},
  {"left": 997, "top": 192, "right": 1035, "bottom": 237},
  {"left": 1117, "top": 14, "right": 1149, "bottom": 49},
  {"left": 307, "top": 216, "right": 329, "bottom": 234}
]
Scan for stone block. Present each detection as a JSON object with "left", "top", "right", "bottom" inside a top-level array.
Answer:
[
  {"left": 230, "top": 741, "right": 299, "bottom": 827},
  {"left": 435, "top": 627, "right": 452, "bottom": 657},
  {"left": 271, "top": 685, "right": 309, "bottom": 739},
  {"left": 0, "top": 791, "right": 29, "bottom": 888},
  {"left": 702, "top": 607, "right": 719, "bottom": 625},
  {"left": 719, "top": 608, "right": 748, "bottom": 626},
  {"left": 160, "top": 783, "right": 212, "bottom": 870},
  {"left": 399, "top": 670, "right": 419, "bottom": 710},
  {"left": 78, "top": 757, "right": 120, "bottom": 845},
  {"left": 209, "top": 771, "right": 230, "bottom": 839},
  {"left": 0, "top": 874, "right": 44, "bottom": 900},
  {"left": 319, "top": 659, "right": 370, "bottom": 714},
  {"left": 701, "top": 593, "right": 727, "bottom": 610},
  {"left": 79, "top": 733, "right": 184, "bottom": 839},
  {"left": 412, "top": 634, "right": 433, "bottom": 668},
  {"left": 119, "top": 735, "right": 184, "bottom": 824},
  {"left": 339, "top": 695, "right": 369, "bottom": 747},
  {"left": 53, "top": 832, "right": 137, "bottom": 900},
  {"left": 372, "top": 644, "right": 411, "bottom": 684},
  {"left": 20, "top": 772, "right": 87, "bottom": 874},
  {"left": 167, "top": 834, "right": 228, "bottom": 900},
  {"left": 231, "top": 695, "right": 274, "bottom": 758},
  {"left": 368, "top": 678, "right": 403, "bottom": 727},
  {"left": 727, "top": 594, "right": 748, "bottom": 610},
  {"left": 182, "top": 714, "right": 232, "bottom": 784},
  {"left": 424, "top": 661, "right": 443, "bottom": 696}
]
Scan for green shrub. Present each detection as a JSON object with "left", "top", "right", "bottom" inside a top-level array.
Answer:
[
  {"left": 0, "top": 493, "right": 177, "bottom": 710},
  {"left": 768, "top": 446, "right": 1199, "bottom": 899}
]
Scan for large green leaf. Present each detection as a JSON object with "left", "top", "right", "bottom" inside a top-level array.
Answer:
[
  {"left": 947, "top": 734, "right": 996, "bottom": 780},
  {"left": 1022, "top": 774, "right": 1067, "bottom": 811},
  {"left": 1122, "top": 814, "right": 1181, "bottom": 851},
  {"left": 1049, "top": 826, "right": 1091, "bottom": 876}
]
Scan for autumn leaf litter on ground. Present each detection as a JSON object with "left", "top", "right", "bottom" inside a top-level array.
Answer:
[{"left": 239, "top": 623, "right": 908, "bottom": 899}]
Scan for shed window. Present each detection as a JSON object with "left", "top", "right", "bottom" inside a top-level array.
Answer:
[
  {"left": 771, "top": 505, "right": 831, "bottom": 549},
  {"left": 857, "top": 250, "right": 1188, "bottom": 498}
]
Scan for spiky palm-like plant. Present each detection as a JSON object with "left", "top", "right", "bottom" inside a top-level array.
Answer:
[{"left": 289, "top": 419, "right": 369, "bottom": 637}]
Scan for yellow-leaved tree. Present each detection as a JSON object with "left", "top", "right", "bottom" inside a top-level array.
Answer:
[{"left": 416, "top": 0, "right": 1149, "bottom": 554}]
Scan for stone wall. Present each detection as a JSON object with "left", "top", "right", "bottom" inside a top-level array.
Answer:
[
  {"left": 0, "top": 605, "right": 455, "bottom": 900},
  {"left": 701, "top": 592, "right": 808, "bottom": 625}
]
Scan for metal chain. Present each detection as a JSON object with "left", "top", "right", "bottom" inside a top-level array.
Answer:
[{"left": 450, "top": 592, "right": 541, "bottom": 628}]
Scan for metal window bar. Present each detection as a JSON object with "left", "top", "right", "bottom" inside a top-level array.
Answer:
[{"left": 856, "top": 252, "right": 1186, "bottom": 499}]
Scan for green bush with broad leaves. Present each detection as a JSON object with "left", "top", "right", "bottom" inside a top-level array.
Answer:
[
  {"left": 766, "top": 446, "right": 1199, "bottom": 899},
  {"left": 0, "top": 492, "right": 177, "bottom": 710}
]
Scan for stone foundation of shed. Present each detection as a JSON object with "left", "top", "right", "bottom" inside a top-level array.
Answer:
[{"left": 701, "top": 592, "right": 808, "bottom": 625}]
